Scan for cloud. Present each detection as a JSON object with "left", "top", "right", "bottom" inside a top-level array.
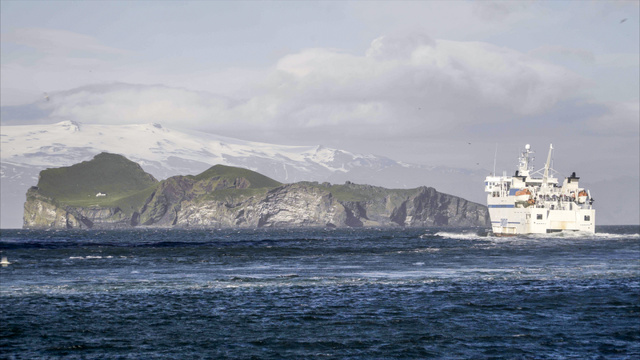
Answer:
[
  {"left": 366, "top": 33, "right": 436, "bottom": 60},
  {"left": 585, "top": 100, "right": 640, "bottom": 136},
  {"left": 1, "top": 28, "right": 133, "bottom": 106},
  {"left": 44, "top": 83, "right": 229, "bottom": 126},
  {"left": 265, "top": 35, "right": 585, "bottom": 135},
  {"left": 529, "top": 45, "right": 596, "bottom": 64},
  {"left": 471, "top": 1, "right": 532, "bottom": 22},
  {"left": 2, "top": 28, "right": 130, "bottom": 56},
  {"left": 8, "top": 34, "right": 590, "bottom": 145}
]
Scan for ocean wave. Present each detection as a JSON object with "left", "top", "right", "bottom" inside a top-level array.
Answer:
[
  {"left": 431, "top": 230, "right": 639, "bottom": 241},
  {"left": 527, "top": 231, "right": 639, "bottom": 240},
  {"left": 432, "top": 231, "right": 495, "bottom": 240},
  {"left": 68, "top": 255, "right": 114, "bottom": 260}
]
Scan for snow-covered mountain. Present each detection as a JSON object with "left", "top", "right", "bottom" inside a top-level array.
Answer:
[
  {"left": 1, "top": 121, "right": 489, "bottom": 228},
  {"left": 2, "top": 120, "right": 396, "bottom": 180}
]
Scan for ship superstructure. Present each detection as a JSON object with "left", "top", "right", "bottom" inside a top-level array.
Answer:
[{"left": 485, "top": 144, "right": 595, "bottom": 235}]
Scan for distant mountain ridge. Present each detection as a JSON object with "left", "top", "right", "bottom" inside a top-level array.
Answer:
[
  {"left": 2, "top": 120, "right": 408, "bottom": 181},
  {"left": 23, "top": 153, "right": 490, "bottom": 229}
]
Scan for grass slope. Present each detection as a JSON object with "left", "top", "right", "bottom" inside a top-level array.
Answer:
[
  {"left": 36, "top": 153, "right": 158, "bottom": 210},
  {"left": 192, "top": 164, "right": 282, "bottom": 188},
  {"left": 189, "top": 164, "right": 282, "bottom": 203}
]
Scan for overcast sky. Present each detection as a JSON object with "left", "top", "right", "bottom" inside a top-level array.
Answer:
[{"left": 1, "top": 0, "right": 638, "bottom": 180}]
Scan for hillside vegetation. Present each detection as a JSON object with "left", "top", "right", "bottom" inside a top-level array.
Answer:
[
  {"left": 32, "top": 153, "right": 284, "bottom": 213},
  {"left": 192, "top": 164, "right": 282, "bottom": 188},
  {"left": 35, "top": 153, "right": 159, "bottom": 210}
]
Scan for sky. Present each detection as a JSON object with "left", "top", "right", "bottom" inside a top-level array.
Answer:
[{"left": 1, "top": 0, "right": 638, "bottom": 181}]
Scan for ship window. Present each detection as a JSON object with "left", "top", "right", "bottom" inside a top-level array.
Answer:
[
  {"left": 584, "top": 215, "right": 590, "bottom": 221},
  {"left": 537, "top": 214, "right": 543, "bottom": 220}
]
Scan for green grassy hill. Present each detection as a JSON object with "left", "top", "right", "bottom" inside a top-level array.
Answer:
[
  {"left": 192, "top": 164, "right": 282, "bottom": 188},
  {"left": 189, "top": 164, "right": 282, "bottom": 203},
  {"left": 36, "top": 153, "right": 159, "bottom": 210}
]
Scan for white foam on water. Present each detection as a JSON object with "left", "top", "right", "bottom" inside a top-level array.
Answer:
[
  {"left": 433, "top": 231, "right": 495, "bottom": 241},
  {"left": 392, "top": 248, "right": 440, "bottom": 255},
  {"left": 591, "top": 232, "right": 639, "bottom": 240},
  {"left": 355, "top": 270, "right": 462, "bottom": 279},
  {"left": 68, "top": 255, "right": 115, "bottom": 260},
  {"left": 433, "top": 230, "right": 639, "bottom": 242}
]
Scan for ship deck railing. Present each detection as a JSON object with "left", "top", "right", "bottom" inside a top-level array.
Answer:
[{"left": 530, "top": 200, "right": 593, "bottom": 210}]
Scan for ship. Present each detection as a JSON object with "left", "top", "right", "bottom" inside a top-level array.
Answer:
[{"left": 485, "top": 144, "right": 595, "bottom": 236}]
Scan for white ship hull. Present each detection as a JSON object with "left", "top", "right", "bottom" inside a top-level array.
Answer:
[
  {"left": 488, "top": 206, "right": 595, "bottom": 235},
  {"left": 485, "top": 144, "right": 595, "bottom": 236}
]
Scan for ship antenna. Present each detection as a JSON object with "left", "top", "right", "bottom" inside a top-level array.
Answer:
[
  {"left": 493, "top": 144, "right": 498, "bottom": 176},
  {"left": 542, "top": 144, "right": 554, "bottom": 186}
]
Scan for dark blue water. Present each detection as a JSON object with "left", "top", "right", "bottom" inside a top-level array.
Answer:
[{"left": 1, "top": 226, "right": 638, "bottom": 359}]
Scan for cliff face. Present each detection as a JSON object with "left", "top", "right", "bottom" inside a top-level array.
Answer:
[
  {"left": 174, "top": 183, "right": 349, "bottom": 228},
  {"left": 23, "top": 187, "right": 133, "bottom": 229},
  {"left": 25, "top": 182, "right": 489, "bottom": 229},
  {"left": 23, "top": 154, "right": 490, "bottom": 229},
  {"left": 23, "top": 187, "right": 82, "bottom": 229}
]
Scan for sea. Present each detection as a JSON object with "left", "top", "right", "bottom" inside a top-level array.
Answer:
[{"left": 1, "top": 226, "right": 638, "bottom": 359}]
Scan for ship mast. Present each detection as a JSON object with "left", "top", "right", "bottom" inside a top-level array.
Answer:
[
  {"left": 542, "top": 144, "right": 553, "bottom": 187},
  {"left": 518, "top": 144, "right": 532, "bottom": 177}
]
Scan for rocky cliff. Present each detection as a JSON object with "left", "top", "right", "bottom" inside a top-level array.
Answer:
[{"left": 24, "top": 153, "right": 490, "bottom": 229}]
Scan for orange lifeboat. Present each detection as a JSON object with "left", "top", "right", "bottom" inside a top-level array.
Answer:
[
  {"left": 577, "top": 190, "right": 588, "bottom": 204},
  {"left": 515, "top": 189, "right": 531, "bottom": 202}
]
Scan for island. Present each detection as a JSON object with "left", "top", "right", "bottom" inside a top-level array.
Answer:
[{"left": 23, "top": 153, "right": 490, "bottom": 229}]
